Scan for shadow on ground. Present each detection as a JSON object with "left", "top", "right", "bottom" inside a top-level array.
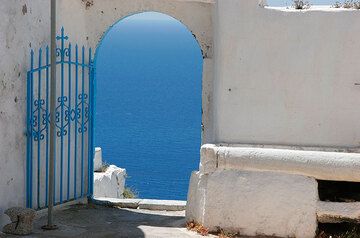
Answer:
[{"left": 7, "top": 204, "right": 197, "bottom": 238}]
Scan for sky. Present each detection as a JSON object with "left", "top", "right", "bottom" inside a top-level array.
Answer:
[{"left": 267, "top": 0, "right": 340, "bottom": 7}]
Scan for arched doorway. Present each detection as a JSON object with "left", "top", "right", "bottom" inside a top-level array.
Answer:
[{"left": 94, "top": 12, "right": 203, "bottom": 200}]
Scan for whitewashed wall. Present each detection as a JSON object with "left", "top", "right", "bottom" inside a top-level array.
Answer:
[
  {"left": 187, "top": 2, "right": 360, "bottom": 235},
  {"left": 2, "top": 0, "right": 360, "bottom": 230},
  {"left": 0, "top": 0, "right": 50, "bottom": 226},
  {"left": 0, "top": 0, "right": 213, "bottom": 227},
  {"left": 214, "top": 0, "right": 360, "bottom": 148}
]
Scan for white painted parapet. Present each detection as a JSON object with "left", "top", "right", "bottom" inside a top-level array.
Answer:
[
  {"left": 187, "top": 144, "right": 360, "bottom": 237},
  {"left": 94, "top": 165, "right": 126, "bottom": 199}
]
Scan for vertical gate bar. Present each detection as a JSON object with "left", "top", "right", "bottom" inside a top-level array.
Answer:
[
  {"left": 67, "top": 43, "right": 72, "bottom": 201},
  {"left": 74, "top": 45, "right": 79, "bottom": 199},
  {"left": 29, "top": 49, "right": 34, "bottom": 208},
  {"left": 91, "top": 66, "right": 95, "bottom": 196},
  {"left": 37, "top": 48, "right": 43, "bottom": 209},
  {"left": 89, "top": 67, "right": 94, "bottom": 196},
  {"left": 87, "top": 48, "right": 92, "bottom": 197},
  {"left": 89, "top": 49, "right": 95, "bottom": 197},
  {"left": 60, "top": 28, "right": 65, "bottom": 204},
  {"left": 45, "top": 46, "right": 50, "bottom": 207},
  {"left": 26, "top": 70, "right": 31, "bottom": 208},
  {"left": 80, "top": 46, "right": 85, "bottom": 197},
  {"left": 53, "top": 112, "right": 56, "bottom": 206}
]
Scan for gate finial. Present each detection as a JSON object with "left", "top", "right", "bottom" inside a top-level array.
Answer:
[{"left": 56, "top": 27, "right": 69, "bottom": 42}]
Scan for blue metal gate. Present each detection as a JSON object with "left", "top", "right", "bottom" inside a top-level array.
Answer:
[{"left": 26, "top": 28, "right": 95, "bottom": 209}]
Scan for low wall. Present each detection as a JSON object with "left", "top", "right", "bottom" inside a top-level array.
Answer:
[
  {"left": 93, "top": 148, "right": 126, "bottom": 199},
  {"left": 0, "top": 0, "right": 50, "bottom": 226},
  {"left": 186, "top": 144, "right": 360, "bottom": 237},
  {"left": 94, "top": 165, "right": 126, "bottom": 199}
]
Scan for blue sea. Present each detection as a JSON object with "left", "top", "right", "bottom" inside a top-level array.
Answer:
[{"left": 95, "top": 12, "right": 203, "bottom": 200}]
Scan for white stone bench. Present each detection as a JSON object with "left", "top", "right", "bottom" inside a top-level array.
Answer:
[
  {"left": 186, "top": 144, "right": 360, "bottom": 238},
  {"left": 200, "top": 144, "right": 360, "bottom": 182}
]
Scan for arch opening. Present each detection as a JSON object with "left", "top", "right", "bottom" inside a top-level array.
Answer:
[{"left": 93, "top": 12, "right": 204, "bottom": 200}]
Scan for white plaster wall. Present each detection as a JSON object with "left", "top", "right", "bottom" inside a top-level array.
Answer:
[
  {"left": 0, "top": 0, "right": 50, "bottom": 226},
  {"left": 5, "top": 0, "right": 360, "bottom": 232},
  {"left": 0, "top": 0, "right": 213, "bottom": 227},
  {"left": 214, "top": 0, "right": 360, "bottom": 147}
]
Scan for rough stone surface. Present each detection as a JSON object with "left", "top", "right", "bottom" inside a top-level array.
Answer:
[
  {"left": 93, "top": 197, "right": 142, "bottom": 209},
  {"left": 94, "top": 165, "right": 126, "bottom": 199},
  {"left": 2, "top": 207, "right": 35, "bottom": 235},
  {"left": 94, "top": 147, "right": 103, "bottom": 172},
  {"left": 187, "top": 170, "right": 318, "bottom": 238}
]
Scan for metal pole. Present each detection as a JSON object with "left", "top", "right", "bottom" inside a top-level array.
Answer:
[{"left": 42, "top": 0, "right": 58, "bottom": 230}]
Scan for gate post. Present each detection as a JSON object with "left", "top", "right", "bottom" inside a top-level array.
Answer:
[{"left": 42, "top": 0, "right": 58, "bottom": 230}]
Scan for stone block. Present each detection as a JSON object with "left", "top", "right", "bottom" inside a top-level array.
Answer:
[
  {"left": 94, "top": 147, "right": 103, "bottom": 172},
  {"left": 187, "top": 170, "right": 318, "bottom": 238},
  {"left": 94, "top": 165, "right": 126, "bottom": 199},
  {"left": 3, "top": 207, "right": 36, "bottom": 235},
  {"left": 209, "top": 171, "right": 318, "bottom": 237}
]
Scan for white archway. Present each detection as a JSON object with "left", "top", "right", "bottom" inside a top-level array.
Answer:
[{"left": 58, "top": 0, "right": 214, "bottom": 143}]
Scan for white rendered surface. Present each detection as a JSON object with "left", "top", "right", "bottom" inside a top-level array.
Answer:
[
  {"left": 94, "top": 165, "right": 126, "bottom": 199},
  {"left": 94, "top": 147, "right": 103, "bottom": 172}
]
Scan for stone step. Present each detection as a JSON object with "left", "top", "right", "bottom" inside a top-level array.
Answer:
[{"left": 93, "top": 197, "right": 187, "bottom": 211}]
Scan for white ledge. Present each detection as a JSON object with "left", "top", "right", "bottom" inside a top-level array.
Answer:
[
  {"left": 317, "top": 201, "right": 360, "bottom": 223},
  {"left": 93, "top": 197, "right": 186, "bottom": 211},
  {"left": 264, "top": 5, "right": 360, "bottom": 12},
  {"left": 201, "top": 144, "right": 360, "bottom": 182}
]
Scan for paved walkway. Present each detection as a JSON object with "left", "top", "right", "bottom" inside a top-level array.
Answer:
[{"left": 2, "top": 204, "right": 212, "bottom": 238}]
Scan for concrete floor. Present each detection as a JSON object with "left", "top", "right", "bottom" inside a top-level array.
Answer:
[{"left": 1, "top": 204, "right": 211, "bottom": 238}]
